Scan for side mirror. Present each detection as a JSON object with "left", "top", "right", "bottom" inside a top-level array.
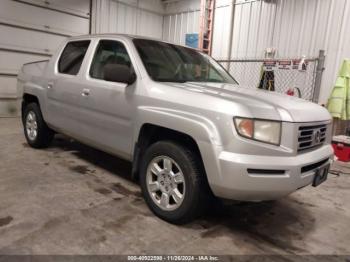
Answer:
[{"left": 103, "top": 64, "right": 136, "bottom": 85}]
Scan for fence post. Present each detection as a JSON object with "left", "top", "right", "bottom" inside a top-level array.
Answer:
[{"left": 312, "top": 50, "right": 326, "bottom": 103}]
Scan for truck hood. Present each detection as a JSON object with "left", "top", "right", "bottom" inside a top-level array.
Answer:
[{"left": 166, "top": 82, "right": 331, "bottom": 123}]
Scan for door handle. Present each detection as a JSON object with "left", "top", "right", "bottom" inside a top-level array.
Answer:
[
  {"left": 82, "top": 88, "right": 90, "bottom": 97},
  {"left": 47, "top": 82, "right": 53, "bottom": 89}
]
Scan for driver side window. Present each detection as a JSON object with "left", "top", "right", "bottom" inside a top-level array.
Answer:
[{"left": 90, "top": 40, "right": 133, "bottom": 81}]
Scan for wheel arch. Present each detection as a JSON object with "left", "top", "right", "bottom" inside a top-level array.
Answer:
[
  {"left": 132, "top": 123, "right": 209, "bottom": 184},
  {"left": 131, "top": 107, "right": 222, "bottom": 186},
  {"left": 22, "top": 93, "right": 40, "bottom": 121}
]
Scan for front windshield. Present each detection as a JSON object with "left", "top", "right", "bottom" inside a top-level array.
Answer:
[{"left": 133, "top": 38, "right": 237, "bottom": 84}]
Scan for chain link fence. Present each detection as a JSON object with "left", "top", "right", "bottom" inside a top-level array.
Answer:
[{"left": 218, "top": 53, "right": 324, "bottom": 102}]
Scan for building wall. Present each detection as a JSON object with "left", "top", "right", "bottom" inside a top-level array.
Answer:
[
  {"left": 162, "top": 0, "right": 231, "bottom": 56},
  {"left": 4, "top": 0, "right": 348, "bottom": 114},
  {"left": 162, "top": 0, "right": 200, "bottom": 45},
  {"left": 91, "top": 0, "right": 164, "bottom": 39},
  {"left": 211, "top": 0, "right": 233, "bottom": 59},
  {"left": 0, "top": 0, "right": 90, "bottom": 116},
  {"left": 162, "top": 0, "right": 350, "bottom": 104},
  {"left": 228, "top": 0, "right": 350, "bottom": 104}
]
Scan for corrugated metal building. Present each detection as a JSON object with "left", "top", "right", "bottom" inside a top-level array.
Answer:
[
  {"left": 1, "top": 0, "right": 349, "bottom": 116},
  {"left": 91, "top": 0, "right": 164, "bottom": 38},
  {"left": 162, "top": 0, "right": 350, "bottom": 105}
]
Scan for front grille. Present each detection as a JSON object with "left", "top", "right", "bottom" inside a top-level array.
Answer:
[{"left": 298, "top": 124, "right": 327, "bottom": 152}]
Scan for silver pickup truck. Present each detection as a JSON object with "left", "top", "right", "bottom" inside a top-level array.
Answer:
[{"left": 18, "top": 34, "right": 334, "bottom": 224}]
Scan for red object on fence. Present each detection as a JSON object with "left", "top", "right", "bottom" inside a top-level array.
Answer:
[{"left": 286, "top": 88, "right": 294, "bottom": 96}]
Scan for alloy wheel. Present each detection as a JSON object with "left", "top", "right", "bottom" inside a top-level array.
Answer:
[{"left": 146, "top": 156, "right": 186, "bottom": 211}]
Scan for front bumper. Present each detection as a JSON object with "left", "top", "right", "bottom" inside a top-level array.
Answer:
[{"left": 210, "top": 144, "right": 334, "bottom": 201}]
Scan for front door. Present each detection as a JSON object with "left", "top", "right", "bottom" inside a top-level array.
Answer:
[{"left": 78, "top": 39, "right": 137, "bottom": 159}]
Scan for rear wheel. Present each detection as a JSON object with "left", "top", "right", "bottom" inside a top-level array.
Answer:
[
  {"left": 140, "top": 141, "right": 208, "bottom": 224},
  {"left": 23, "top": 103, "right": 54, "bottom": 148}
]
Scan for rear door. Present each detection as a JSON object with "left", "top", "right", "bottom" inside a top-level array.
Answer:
[
  {"left": 78, "top": 39, "right": 137, "bottom": 159},
  {"left": 46, "top": 40, "right": 90, "bottom": 137}
]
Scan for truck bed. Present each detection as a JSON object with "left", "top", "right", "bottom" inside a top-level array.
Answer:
[
  {"left": 17, "top": 60, "right": 50, "bottom": 98},
  {"left": 21, "top": 60, "right": 49, "bottom": 78}
]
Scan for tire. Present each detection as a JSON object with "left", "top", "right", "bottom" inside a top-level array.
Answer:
[
  {"left": 140, "top": 141, "right": 208, "bottom": 224},
  {"left": 23, "top": 102, "right": 54, "bottom": 148}
]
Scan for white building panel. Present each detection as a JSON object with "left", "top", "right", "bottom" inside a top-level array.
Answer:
[
  {"left": 162, "top": 12, "right": 200, "bottom": 44},
  {"left": 0, "top": 0, "right": 90, "bottom": 116},
  {"left": 162, "top": 0, "right": 200, "bottom": 45},
  {"left": 0, "top": 51, "right": 49, "bottom": 73},
  {"left": 15, "top": 0, "right": 90, "bottom": 18},
  {"left": 0, "top": 25, "right": 65, "bottom": 53},
  {"left": 164, "top": 0, "right": 200, "bottom": 14},
  {"left": 211, "top": 0, "right": 232, "bottom": 59},
  {"left": 0, "top": 0, "right": 89, "bottom": 35},
  {"left": 91, "top": 0, "right": 164, "bottom": 39}
]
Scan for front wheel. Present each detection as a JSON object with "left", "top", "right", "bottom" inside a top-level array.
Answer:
[
  {"left": 23, "top": 103, "right": 54, "bottom": 148},
  {"left": 140, "top": 141, "right": 208, "bottom": 224}
]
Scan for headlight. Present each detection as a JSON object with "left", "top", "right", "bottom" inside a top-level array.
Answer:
[{"left": 234, "top": 117, "right": 281, "bottom": 145}]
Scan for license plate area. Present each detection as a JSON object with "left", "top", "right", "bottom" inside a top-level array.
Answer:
[{"left": 312, "top": 163, "right": 330, "bottom": 187}]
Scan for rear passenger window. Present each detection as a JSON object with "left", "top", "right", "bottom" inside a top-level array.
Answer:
[
  {"left": 90, "top": 40, "right": 133, "bottom": 80},
  {"left": 58, "top": 40, "right": 90, "bottom": 75}
]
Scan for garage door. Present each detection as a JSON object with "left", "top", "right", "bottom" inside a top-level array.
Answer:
[{"left": 0, "top": 0, "right": 91, "bottom": 116}]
